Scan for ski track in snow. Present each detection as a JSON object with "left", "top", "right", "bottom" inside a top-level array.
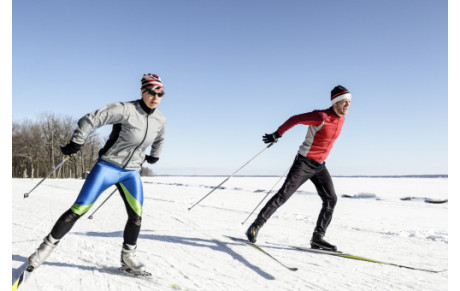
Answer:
[{"left": 12, "top": 177, "right": 448, "bottom": 290}]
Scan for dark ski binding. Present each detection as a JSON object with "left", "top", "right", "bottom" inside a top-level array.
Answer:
[{"left": 119, "top": 267, "right": 152, "bottom": 277}]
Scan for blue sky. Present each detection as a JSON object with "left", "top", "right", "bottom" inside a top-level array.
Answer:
[{"left": 11, "top": 0, "right": 448, "bottom": 176}]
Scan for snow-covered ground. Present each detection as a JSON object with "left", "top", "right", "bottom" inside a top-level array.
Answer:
[{"left": 12, "top": 176, "right": 448, "bottom": 290}]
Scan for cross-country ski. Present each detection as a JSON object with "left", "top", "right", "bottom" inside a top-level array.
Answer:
[
  {"left": 266, "top": 242, "right": 446, "bottom": 273},
  {"left": 12, "top": 262, "right": 33, "bottom": 291},
  {"left": 224, "top": 235, "right": 298, "bottom": 271}
]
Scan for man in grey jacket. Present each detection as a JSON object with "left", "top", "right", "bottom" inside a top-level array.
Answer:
[{"left": 27, "top": 73, "right": 166, "bottom": 275}]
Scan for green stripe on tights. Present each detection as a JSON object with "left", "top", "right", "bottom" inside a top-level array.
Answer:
[
  {"left": 71, "top": 203, "right": 94, "bottom": 215},
  {"left": 119, "top": 183, "right": 143, "bottom": 216}
]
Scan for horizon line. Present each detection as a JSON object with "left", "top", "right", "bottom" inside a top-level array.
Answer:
[{"left": 150, "top": 174, "right": 448, "bottom": 178}]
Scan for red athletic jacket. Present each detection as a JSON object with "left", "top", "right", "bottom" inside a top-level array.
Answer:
[{"left": 277, "top": 108, "right": 344, "bottom": 163}]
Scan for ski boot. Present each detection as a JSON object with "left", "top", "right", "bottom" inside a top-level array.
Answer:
[
  {"left": 28, "top": 234, "right": 60, "bottom": 271},
  {"left": 245, "top": 222, "right": 262, "bottom": 243},
  {"left": 121, "top": 243, "right": 147, "bottom": 275},
  {"left": 310, "top": 232, "right": 337, "bottom": 252}
]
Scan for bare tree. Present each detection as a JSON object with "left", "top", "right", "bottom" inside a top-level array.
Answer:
[{"left": 12, "top": 113, "right": 103, "bottom": 178}]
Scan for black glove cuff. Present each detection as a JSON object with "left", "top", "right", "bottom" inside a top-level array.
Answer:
[
  {"left": 61, "top": 141, "right": 82, "bottom": 156},
  {"left": 145, "top": 155, "right": 159, "bottom": 164},
  {"left": 68, "top": 141, "right": 82, "bottom": 152}
]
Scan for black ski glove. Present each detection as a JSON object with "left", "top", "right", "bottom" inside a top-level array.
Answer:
[
  {"left": 60, "top": 141, "right": 82, "bottom": 156},
  {"left": 262, "top": 131, "right": 281, "bottom": 144},
  {"left": 145, "top": 155, "right": 159, "bottom": 164}
]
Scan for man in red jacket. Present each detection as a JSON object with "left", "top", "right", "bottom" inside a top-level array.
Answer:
[{"left": 246, "top": 85, "right": 351, "bottom": 251}]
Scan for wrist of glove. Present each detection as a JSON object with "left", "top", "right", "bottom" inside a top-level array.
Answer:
[
  {"left": 60, "top": 141, "right": 82, "bottom": 156},
  {"left": 145, "top": 155, "right": 159, "bottom": 164},
  {"left": 262, "top": 131, "right": 281, "bottom": 144}
]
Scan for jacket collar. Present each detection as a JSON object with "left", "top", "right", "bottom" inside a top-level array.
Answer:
[
  {"left": 328, "top": 106, "right": 342, "bottom": 118},
  {"left": 139, "top": 99, "right": 156, "bottom": 115}
]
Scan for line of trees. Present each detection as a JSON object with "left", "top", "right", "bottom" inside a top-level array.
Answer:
[{"left": 12, "top": 113, "right": 154, "bottom": 178}]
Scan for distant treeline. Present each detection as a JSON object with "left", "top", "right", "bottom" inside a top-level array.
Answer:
[{"left": 12, "top": 113, "right": 154, "bottom": 178}]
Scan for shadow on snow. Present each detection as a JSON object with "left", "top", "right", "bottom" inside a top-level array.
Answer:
[{"left": 73, "top": 230, "right": 276, "bottom": 280}]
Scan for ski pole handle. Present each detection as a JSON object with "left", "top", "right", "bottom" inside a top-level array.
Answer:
[{"left": 24, "top": 155, "right": 70, "bottom": 198}]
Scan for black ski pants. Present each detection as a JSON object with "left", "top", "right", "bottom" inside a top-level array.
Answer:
[{"left": 255, "top": 154, "right": 337, "bottom": 236}]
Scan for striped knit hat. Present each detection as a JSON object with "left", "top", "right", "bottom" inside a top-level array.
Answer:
[
  {"left": 331, "top": 85, "right": 351, "bottom": 105},
  {"left": 141, "top": 73, "right": 164, "bottom": 92}
]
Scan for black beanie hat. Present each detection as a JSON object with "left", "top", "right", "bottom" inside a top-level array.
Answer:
[{"left": 331, "top": 85, "right": 351, "bottom": 104}]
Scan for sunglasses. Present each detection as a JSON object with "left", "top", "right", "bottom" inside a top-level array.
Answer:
[{"left": 144, "top": 89, "right": 165, "bottom": 97}]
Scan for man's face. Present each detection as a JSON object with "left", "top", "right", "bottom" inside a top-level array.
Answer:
[
  {"left": 141, "top": 86, "right": 163, "bottom": 109},
  {"left": 333, "top": 99, "right": 351, "bottom": 116}
]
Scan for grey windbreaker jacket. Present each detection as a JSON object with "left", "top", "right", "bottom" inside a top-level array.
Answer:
[{"left": 70, "top": 99, "right": 166, "bottom": 171}]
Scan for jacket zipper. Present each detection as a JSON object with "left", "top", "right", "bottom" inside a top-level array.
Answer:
[{"left": 123, "top": 114, "right": 149, "bottom": 169}]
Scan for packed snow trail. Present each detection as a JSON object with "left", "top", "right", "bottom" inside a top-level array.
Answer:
[{"left": 13, "top": 177, "right": 447, "bottom": 290}]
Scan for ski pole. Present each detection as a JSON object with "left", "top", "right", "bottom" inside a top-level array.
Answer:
[
  {"left": 87, "top": 188, "right": 118, "bottom": 219},
  {"left": 24, "top": 155, "right": 70, "bottom": 198},
  {"left": 241, "top": 167, "right": 290, "bottom": 225},
  {"left": 188, "top": 142, "right": 276, "bottom": 211}
]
